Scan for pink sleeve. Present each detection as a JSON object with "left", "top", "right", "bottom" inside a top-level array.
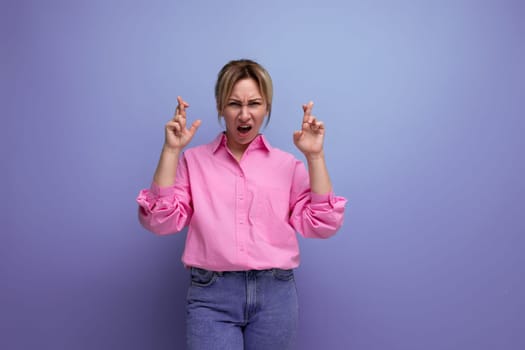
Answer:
[
  {"left": 136, "top": 155, "right": 193, "bottom": 235},
  {"left": 289, "top": 161, "right": 347, "bottom": 238}
]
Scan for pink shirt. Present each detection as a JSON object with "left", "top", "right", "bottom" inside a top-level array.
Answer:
[{"left": 137, "top": 133, "right": 347, "bottom": 271}]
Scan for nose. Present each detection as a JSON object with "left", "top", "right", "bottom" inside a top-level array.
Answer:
[{"left": 239, "top": 105, "right": 250, "bottom": 120}]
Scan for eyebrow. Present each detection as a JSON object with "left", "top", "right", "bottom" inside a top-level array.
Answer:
[{"left": 227, "top": 98, "right": 264, "bottom": 102}]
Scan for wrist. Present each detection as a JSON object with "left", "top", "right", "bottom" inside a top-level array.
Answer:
[
  {"left": 304, "top": 151, "right": 325, "bottom": 162},
  {"left": 162, "top": 144, "right": 183, "bottom": 155}
]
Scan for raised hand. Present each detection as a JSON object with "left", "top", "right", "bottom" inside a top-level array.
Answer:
[
  {"left": 293, "top": 101, "right": 325, "bottom": 158},
  {"left": 164, "top": 96, "right": 202, "bottom": 150}
]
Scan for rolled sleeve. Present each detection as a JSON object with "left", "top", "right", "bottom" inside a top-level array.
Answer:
[
  {"left": 290, "top": 185, "right": 347, "bottom": 240},
  {"left": 299, "top": 192, "right": 347, "bottom": 238},
  {"left": 136, "top": 156, "right": 193, "bottom": 235}
]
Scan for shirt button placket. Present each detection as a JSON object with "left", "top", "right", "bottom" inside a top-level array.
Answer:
[{"left": 236, "top": 170, "right": 247, "bottom": 254}]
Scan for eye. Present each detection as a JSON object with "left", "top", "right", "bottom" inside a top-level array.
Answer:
[
  {"left": 249, "top": 101, "right": 262, "bottom": 106},
  {"left": 227, "top": 101, "right": 241, "bottom": 107}
]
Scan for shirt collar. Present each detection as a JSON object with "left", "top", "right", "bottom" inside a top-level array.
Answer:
[{"left": 211, "top": 132, "right": 272, "bottom": 154}]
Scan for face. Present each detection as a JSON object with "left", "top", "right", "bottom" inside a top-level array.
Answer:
[{"left": 222, "top": 78, "right": 268, "bottom": 154}]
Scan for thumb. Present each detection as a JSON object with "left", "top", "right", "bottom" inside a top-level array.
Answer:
[
  {"left": 293, "top": 130, "right": 302, "bottom": 144},
  {"left": 188, "top": 119, "right": 202, "bottom": 136}
]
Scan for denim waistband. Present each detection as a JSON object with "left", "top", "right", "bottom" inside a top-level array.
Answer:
[{"left": 190, "top": 266, "right": 293, "bottom": 277}]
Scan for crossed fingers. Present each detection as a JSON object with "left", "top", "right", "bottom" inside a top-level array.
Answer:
[
  {"left": 302, "top": 101, "right": 324, "bottom": 132},
  {"left": 172, "top": 96, "right": 189, "bottom": 134},
  {"left": 175, "top": 96, "right": 189, "bottom": 118}
]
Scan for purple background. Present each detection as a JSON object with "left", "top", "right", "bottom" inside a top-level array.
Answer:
[{"left": 2, "top": 0, "right": 524, "bottom": 349}]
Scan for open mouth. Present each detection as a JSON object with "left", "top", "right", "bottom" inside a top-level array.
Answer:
[{"left": 237, "top": 125, "right": 252, "bottom": 134}]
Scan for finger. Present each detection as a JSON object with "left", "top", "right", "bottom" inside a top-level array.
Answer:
[
  {"left": 175, "top": 96, "right": 183, "bottom": 115},
  {"left": 312, "top": 120, "right": 324, "bottom": 131},
  {"left": 302, "top": 101, "right": 314, "bottom": 122},
  {"left": 173, "top": 121, "right": 182, "bottom": 133},
  {"left": 171, "top": 115, "right": 187, "bottom": 131},
  {"left": 302, "top": 101, "right": 313, "bottom": 114},
  {"left": 169, "top": 116, "right": 184, "bottom": 128},
  {"left": 176, "top": 96, "right": 190, "bottom": 118},
  {"left": 293, "top": 130, "right": 302, "bottom": 144},
  {"left": 302, "top": 122, "right": 310, "bottom": 131},
  {"left": 166, "top": 120, "right": 181, "bottom": 134},
  {"left": 188, "top": 119, "right": 202, "bottom": 136}
]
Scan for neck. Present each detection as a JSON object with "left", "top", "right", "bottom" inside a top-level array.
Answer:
[
  {"left": 227, "top": 141, "right": 248, "bottom": 161},
  {"left": 227, "top": 133, "right": 256, "bottom": 161}
]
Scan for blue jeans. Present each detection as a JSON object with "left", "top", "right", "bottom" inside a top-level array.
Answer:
[{"left": 186, "top": 267, "right": 299, "bottom": 350}]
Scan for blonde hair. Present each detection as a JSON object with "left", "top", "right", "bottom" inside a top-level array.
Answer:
[{"left": 215, "top": 59, "right": 273, "bottom": 124}]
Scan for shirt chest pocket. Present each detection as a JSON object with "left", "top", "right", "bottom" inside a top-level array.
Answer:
[
  {"left": 250, "top": 187, "right": 290, "bottom": 220},
  {"left": 249, "top": 187, "right": 294, "bottom": 244}
]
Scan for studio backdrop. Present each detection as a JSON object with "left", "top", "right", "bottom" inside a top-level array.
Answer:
[{"left": 2, "top": 0, "right": 524, "bottom": 349}]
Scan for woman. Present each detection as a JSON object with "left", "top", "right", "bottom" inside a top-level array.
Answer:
[{"left": 137, "top": 59, "right": 346, "bottom": 349}]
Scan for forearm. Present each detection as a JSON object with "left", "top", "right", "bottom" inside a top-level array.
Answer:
[
  {"left": 153, "top": 145, "right": 182, "bottom": 187},
  {"left": 306, "top": 151, "right": 333, "bottom": 195}
]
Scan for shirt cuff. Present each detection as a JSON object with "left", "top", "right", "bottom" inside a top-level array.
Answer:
[
  {"left": 310, "top": 191, "right": 334, "bottom": 205},
  {"left": 150, "top": 182, "right": 176, "bottom": 198}
]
